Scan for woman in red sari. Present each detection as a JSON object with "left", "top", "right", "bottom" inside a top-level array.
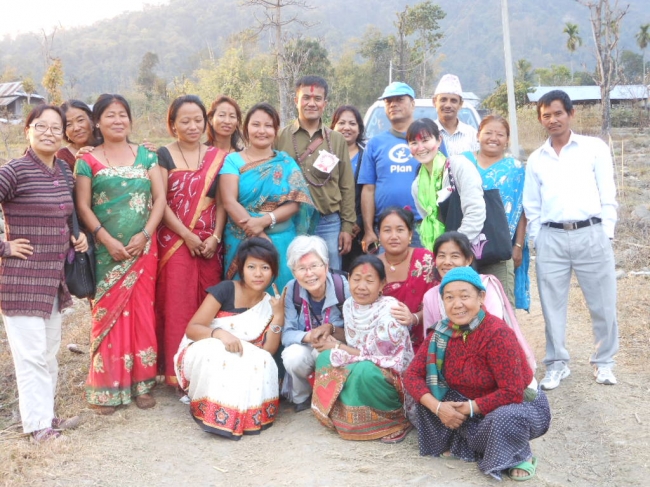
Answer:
[
  {"left": 76, "top": 94, "right": 166, "bottom": 414},
  {"left": 155, "top": 95, "right": 227, "bottom": 386},
  {"left": 376, "top": 207, "right": 436, "bottom": 352}
]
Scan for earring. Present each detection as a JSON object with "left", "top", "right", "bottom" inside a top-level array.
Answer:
[{"left": 96, "top": 124, "right": 100, "bottom": 128}]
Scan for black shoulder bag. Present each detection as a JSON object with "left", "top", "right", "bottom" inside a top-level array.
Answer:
[
  {"left": 438, "top": 160, "right": 512, "bottom": 265},
  {"left": 57, "top": 161, "right": 96, "bottom": 299}
]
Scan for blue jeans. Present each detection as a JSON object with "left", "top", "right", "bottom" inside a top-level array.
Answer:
[{"left": 315, "top": 212, "right": 342, "bottom": 271}]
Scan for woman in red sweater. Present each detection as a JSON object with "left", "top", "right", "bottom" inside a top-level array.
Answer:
[{"left": 404, "top": 266, "right": 550, "bottom": 481}]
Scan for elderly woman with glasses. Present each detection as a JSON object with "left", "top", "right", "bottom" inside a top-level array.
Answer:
[{"left": 280, "top": 235, "right": 350, "bottom": 412}]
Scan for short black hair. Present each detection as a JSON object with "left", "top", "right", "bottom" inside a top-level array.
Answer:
[
  {"left": 235, "top": 237, "right": 280, "bottom": 281},
  {"left": 330, "top": 105, "right": 365, "bottom": 145},
  {"left": 377, "top": 206, "right": 415, "bottom": 232},
  {"left": 92, "top": 94, "right": 133, "bottom": 143},
  {"left": 24, "top": 104, "right": 65, "bottom": 132},
  {"left": 537, "top": 90, "right": 573, "bottom": 119},
  {"left": 406, "top": 118, "right": 441, "bottom": 143},
  {"left": 295, "top": 75, "right": 329, "bottom": 99},
  {"left": 348, "top": 254, "right": 386, "bottom": 281},
  {"left": 60, "top": 100, "right": 93, "bottom": 143},
  {"left": 433, "top": 231, "right": 474, "bottom": 261},
  {"left": 242, "top": 102, "right": 280, "bottom": 144},
  {"left": 167, "top": 95, "right": 208, "bottom": 137}
]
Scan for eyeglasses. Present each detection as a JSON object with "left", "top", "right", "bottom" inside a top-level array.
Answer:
[
  {"left": 30, "top": 122, "right": 64, "bottom": 136},
  {"left": 294, "top": 263, "right": 325, "bottom": 275}
]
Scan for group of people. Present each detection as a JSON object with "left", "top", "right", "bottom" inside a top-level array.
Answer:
[{"left": 0, "top": 67, "right": 619, "bottom": 482}]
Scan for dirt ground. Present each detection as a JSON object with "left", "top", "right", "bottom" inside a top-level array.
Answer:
[
  {"left": 0, "top": 271, "right": 648, "bottom": 487},
  {"left": 1, "top": 127, "right": 649, "bottom": 486}
]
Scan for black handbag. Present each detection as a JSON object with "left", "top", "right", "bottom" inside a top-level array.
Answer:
[
  {"left": 57, "top": 161, "right": 96, "bottom": 299},
  {"left": 438, "top": 162, "right": 512, "bottom": 266}
]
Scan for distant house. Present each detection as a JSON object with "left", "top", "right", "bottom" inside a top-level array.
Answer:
[
  {"left": 527, "top": 85, "right": 649, "bottom": 105},
  {"left": 0, "top": 81, "right": 45, "bottom": 119}
]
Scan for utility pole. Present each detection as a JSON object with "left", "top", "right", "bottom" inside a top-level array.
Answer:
[{"left": 501, "top": 0, "right": 520, "bottom": 158}]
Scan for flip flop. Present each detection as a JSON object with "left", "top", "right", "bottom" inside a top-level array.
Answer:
[
  {"left": 508, "top": 456, "right": 538, "bottom": 481},
  {"left": 380, "top": 425, "right": 413, "bottom": 444}
]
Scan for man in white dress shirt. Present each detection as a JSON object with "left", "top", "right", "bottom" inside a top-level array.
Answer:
[
  {"left": 432, "top": 74, "right": 479, "bottom": 156},
  {"left": 523, "top": 90, "right": 618, "bottom": 390}
]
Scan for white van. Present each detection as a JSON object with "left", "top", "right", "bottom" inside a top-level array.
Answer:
[{"left": 363, "top": 98, "right": 481, "bottom": 140}]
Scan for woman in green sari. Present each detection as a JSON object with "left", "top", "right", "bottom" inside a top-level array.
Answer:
[
  {"left": 76, "top": 94, "right": 166, "bottom": 415},
  {"left": 312, "top": 255, "right": 414, "bottom": 443}
]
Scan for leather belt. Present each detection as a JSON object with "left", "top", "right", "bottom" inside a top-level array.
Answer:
[{"left": 543, "top": 217, "right": 602, "bottom": 231}]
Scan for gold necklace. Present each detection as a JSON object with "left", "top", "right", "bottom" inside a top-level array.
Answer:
[
  {"left": 103, "top": 144, "right": 136, "bottom": 167},
  {"left": 243, "top": 149, "right": 273, "bottom": 165},
  {"left": 177, "top": 141, "right": 201, "bottom": 169},
  {"left": 385, "top": 249, "right": 410, "bottom": 272}
]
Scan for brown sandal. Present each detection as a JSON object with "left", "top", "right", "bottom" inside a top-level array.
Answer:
[
  {"left": 135, "top": 393, "right": 156, "bottom": 409},
  {"left": 380, "top": 425, "right": 413, "bottom": 444},
  {"left": 90, "top": 405, "right": 116, "bottom": 415}
]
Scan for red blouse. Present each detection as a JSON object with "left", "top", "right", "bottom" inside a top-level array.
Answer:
[
  {"left": 403, "top": 312, "right": 533, "bottom": 415},
  {"left": 382, "top": 247, "right": 437, "bottom": 351}
]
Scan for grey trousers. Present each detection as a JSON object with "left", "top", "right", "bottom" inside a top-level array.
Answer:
[{"left": 535, "top": 223, "right": 619, "bottom": 370}]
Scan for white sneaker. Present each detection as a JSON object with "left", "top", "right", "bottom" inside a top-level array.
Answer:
[
  {"left": 540, "top": 365, "right": 571, "bottom": 390},
  {"left": 594, "top": 366, "right": 617, "bottom": 385}
]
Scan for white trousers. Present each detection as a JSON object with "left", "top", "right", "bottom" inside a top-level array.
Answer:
[
  {"left": 535, "top": 224, "right": 619, "bottom": 370},
  {"left": 3, "top": 298, "right": 61, "bottom": 433},
  {"left": 281, "top": 344, "right": 319, "bottom": 404}
]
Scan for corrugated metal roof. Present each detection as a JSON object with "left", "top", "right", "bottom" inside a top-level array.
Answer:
[
  {"left": 0, "top": 81, "right": 44, "bottom": 107},
  {"left": 527, "top": 85, "right": 649, "bottom": 102}
]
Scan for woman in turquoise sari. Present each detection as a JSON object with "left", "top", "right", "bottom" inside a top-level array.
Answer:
[
  {"left": 461, "top": 115, "right": 529, "bottom": 310},
  {"left": 220, "top": 102, "right": 315, "bottom": 290}
]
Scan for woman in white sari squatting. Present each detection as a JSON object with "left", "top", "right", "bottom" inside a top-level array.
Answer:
[{"left": 175, "top": 237, "right": 286, "bottom": 440}]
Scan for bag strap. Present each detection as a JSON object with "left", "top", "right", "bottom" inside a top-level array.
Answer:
[
  {"left": 354, "top": 146, "right": 364, "bottom": 184},
  {"left": 298, "top": 136, "right": 324, "bottom": 165},
  {"left": 330, "top": 271, "right": 346, "bottom": 313},
  {"left": 292, "top": 271, "right": 347, "bottom": 314},
  {"left": 292, "top": 280, "right": 302, "bottom": 314},
  {"left": 56, "top": 160, "right": 80, "bottom": 239}
]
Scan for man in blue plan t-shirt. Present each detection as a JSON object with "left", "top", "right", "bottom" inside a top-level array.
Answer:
[{"left": 359, "top": 82, "right": 422, "bottom": 250}]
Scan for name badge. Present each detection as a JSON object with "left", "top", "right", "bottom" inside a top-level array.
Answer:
[{"left": 313, "top": 150, "right": 339, "bottom": 174}]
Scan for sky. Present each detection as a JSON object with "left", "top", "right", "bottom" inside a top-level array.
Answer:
[{"left": 0, "top": 1, "right": 170, "bottom": 38}]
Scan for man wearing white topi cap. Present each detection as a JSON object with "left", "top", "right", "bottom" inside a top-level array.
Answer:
[{"left": 433, "top": 74, "right": 479, "bottom": 156}]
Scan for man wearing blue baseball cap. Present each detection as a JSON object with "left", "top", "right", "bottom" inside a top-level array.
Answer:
[{"left": 359, "top": 82, "right": 422, "bottom": 250}]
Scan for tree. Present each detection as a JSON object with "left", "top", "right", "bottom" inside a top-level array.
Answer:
[
  {"left": 534, "top": 65, "right": 573, "bottom": 85},
  {"left": 515, "top": 59, "right": 533, "bottom": 84},
  {"left": 41, "top": 58, "right": 64, "bottom": 105},
  {"left": 137, "top": 52, "right": 161, "bottom": 96},
  {"left": 241, "top": 0, "right": 314, "bottom": 124},
  {"left": 576, "top": 0, "right": 629, "bottom": 134},
  {"left": 620, "top": 49, "right": 643, "bottom": 82},
  {"left": 392, "top": 1, "right": 445, "bottom": 95},
  {"left": 563, "top": 22, "right": 583, "bottom": 80},
  {"left": 636, "top": 23, "right": 650, "bottom": 84},
  {"left": 284, "top": 38, "right": 332, "bottom": 92},
  {"left": 483, "top": 79, "right": 532, "bottom": 115},
  {"left": 359, "top": 26, "right": 394, "bottom": 94}
]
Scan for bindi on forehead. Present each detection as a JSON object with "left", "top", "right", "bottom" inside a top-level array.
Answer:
[{"left": 310, "top": 84, "right": 315, "bottom": 94}]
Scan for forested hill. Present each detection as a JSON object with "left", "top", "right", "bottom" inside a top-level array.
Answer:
[{"left": 0, "top": 0, "right": 648, "bottom": 99}]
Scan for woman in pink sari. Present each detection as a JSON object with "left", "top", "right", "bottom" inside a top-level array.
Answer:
[
  {"left": 76, "top": 94, "right": 166, "bottom": 414},
  {"left": 422, "top": 231, "right": 536, "bottom": 372},
  {"left": 155, "top": 95, "right": 227, "bottom": 386}
]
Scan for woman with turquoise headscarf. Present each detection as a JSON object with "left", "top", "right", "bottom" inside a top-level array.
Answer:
[
  {"left": 220, "top": 102, "right": 316, "bottom": 290},
  {"left": 460, "top": 114, "right": 529, "bottom": 310},
  {"left": 404, "top": 266, "right": 550, "bottom": 482}
]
